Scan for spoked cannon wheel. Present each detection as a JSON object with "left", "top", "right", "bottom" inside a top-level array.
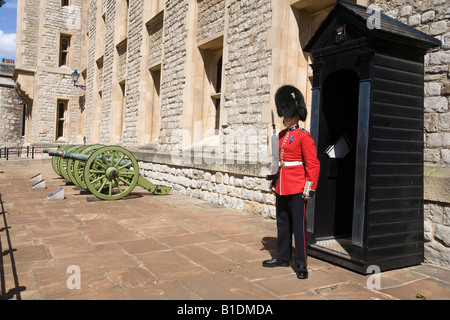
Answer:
[
  {"left": 73, "top": 145, "right": 104, "bottom": 189},
  {"left": 67, "top": 145, "right": 88, "bottom": 187},
  {"left": 51, "top": 145, "right": 73, "bottom": 176},
  {"left": 59, "top": 145, "right": 81, "bottom": 183},
  {"left": 83, "top": 146, "right": 139, "bottom": 200}
]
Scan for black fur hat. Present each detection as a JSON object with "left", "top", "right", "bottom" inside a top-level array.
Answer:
[{"left": 275, "top": 85, "right": 307, "bottom": 121}]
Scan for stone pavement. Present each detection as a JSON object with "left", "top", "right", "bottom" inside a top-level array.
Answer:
[{"left": 0, "top": 158, "right": 449, "bottom": 301}]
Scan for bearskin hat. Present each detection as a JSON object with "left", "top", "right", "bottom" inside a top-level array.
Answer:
[{"left": 275, "top": 85, "right": 307, "bottom": 122}]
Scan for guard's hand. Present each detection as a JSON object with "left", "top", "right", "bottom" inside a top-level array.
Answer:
[
  {"left": 302, "top": 195, "right": 311, "bottom": 201},
  {"left": 271, "top": 187, "right": 276, "bottom": 194}
]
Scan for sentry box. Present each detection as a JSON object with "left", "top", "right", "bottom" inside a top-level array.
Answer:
[{"left": 303, "top": 1, "right": 441, "bottom": 274}]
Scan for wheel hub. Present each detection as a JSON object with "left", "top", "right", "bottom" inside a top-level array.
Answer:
[{"left": 105, "top": 166, "right": 118, "bottom": 180}]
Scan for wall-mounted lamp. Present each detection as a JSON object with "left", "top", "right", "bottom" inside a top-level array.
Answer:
[{"left": 71, "top": 70, "right": 86, "bottom": 90}]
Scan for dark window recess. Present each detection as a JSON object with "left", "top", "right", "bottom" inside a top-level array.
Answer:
[
  {"left": 57, "top": 101, "right": 67, "bottom": 138},
  {"left": 60, "top": 37, "right": 70, "bottom": 66}
]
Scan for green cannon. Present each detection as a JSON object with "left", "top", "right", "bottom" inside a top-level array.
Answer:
[{"left": 44, "top": 145, "right": 171, "bottom": 200}]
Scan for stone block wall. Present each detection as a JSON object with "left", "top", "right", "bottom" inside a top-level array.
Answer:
[
  {"left": 154, "top": 0, "right": 189, "bottom": 152},
  {"left": 0, "top": 64, "right": 23, "bottom": 147},
  {"left": 19, "top": 0, "right": 40, "bottom": 69},
  {"left": 122, "top": 0, "right": 144, "bottom": 147},
  {"left": 147, "top": 19, "right": 164, "bottom": 68},
  {"left": 222, "top": 0, "right": 272, "bottom": 162},
  {"left": 131, "top": 0, "right": 275, "bottom": 219},
  {"left": 139, "top": 161, "right": 276, "bottom": 218},
  {"left": 35, "top": 1, "right": 84, "bottom": 144},
  {"left": 196, "top": 0, "right": 225, "bottom": 42},
  {"left": 83, "top": 0, "right": 98, "bottom": 142},
  {"left": 368, "top": 0, "right": 450, "bottom": 267},
  {"left": 85, "top": 0, "right": 272, "bottom": 155},
  {"left": 99, "top": 0, "right": 116, "bottom": 144},
  {"left": 15, "top": 0, "right": 86, "bottom": 145}
]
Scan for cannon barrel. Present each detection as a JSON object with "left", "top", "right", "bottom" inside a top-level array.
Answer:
[
  {"left": 45, "top": 149, "right": 90, "bottom": 161},
  {"left": 45, "top": 148, "right": 131, "bottom": 167},
  {"left": 65, "top": 150, "right": 133, "bottom": 168},
  {"left": 60, "top": 151, "right": 91, "bottom": 162}
]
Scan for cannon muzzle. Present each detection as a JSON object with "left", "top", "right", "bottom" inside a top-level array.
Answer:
[{"left": 46, "top": 150, "right": 64, "bottom": 157}]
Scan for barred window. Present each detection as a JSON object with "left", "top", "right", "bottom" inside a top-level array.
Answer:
[{"left": 59, "top": 35, "right": 71, "bottom": 67}]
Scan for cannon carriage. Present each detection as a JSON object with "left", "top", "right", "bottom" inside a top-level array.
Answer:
[{"left": 44, "top": 145, "right": 171, "bottom": 200}]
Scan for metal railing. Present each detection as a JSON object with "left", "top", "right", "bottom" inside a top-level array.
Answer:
[{"left": 0, "top": 146, "right": 46, "bottom": 160}]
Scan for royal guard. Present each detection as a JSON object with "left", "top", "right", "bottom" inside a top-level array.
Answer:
[{"left": 263, "top": 85, "right": 320, "bottom": 279}]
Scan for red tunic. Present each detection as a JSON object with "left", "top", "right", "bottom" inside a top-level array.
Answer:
[{"left": 274, "top": 127, "right": 320, "bottom": 196}]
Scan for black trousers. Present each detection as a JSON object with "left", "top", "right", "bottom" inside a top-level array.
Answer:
[{"left": 274, "top": 193, "right": 307, "bottom": 267}]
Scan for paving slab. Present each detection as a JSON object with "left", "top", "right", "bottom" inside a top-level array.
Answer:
[
  {"left": 1, "top": 159, "right": 450, "bottom": 302},
  {"left": 137, "top": 250, "right": 208, "bottom": 281},
  {"left": 179, "top": 271, "right": 278, "bottom": 300},
  {"left": 380, "top": 277, "right": 450, "bottom": 300}
]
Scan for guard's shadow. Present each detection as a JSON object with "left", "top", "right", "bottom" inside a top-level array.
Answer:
[
  {"left": 261, "top": 237, "right": 278, "bottom": 257},
  {"left": 261, "top": 236, "right": 298, "bottom": 271}
]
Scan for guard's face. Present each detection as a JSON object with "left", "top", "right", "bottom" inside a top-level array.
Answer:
[{"left": 283, "top": 115, "right": 300, "bottom": 128}]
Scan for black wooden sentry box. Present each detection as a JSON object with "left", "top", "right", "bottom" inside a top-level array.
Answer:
[{"left": 303, "top": 1, "right": 441, "bottom": 274}]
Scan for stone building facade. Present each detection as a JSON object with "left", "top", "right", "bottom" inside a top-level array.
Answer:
[
  {"left": 0, "top": 59, "right": 23, "bottom": 147},
  {"left": 14, "top": 0, "right": 89, "bottom": 146},
  {"left": 14, "top": 0, "right": 449, "bottom": 268}
]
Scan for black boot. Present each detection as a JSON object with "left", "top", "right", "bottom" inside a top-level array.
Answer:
[
  {"left": 262, "top": 257, "right": 289, "bottom": 268},
  {"left": 297, "top": 265, "right": 308, "bottom": 279}
]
